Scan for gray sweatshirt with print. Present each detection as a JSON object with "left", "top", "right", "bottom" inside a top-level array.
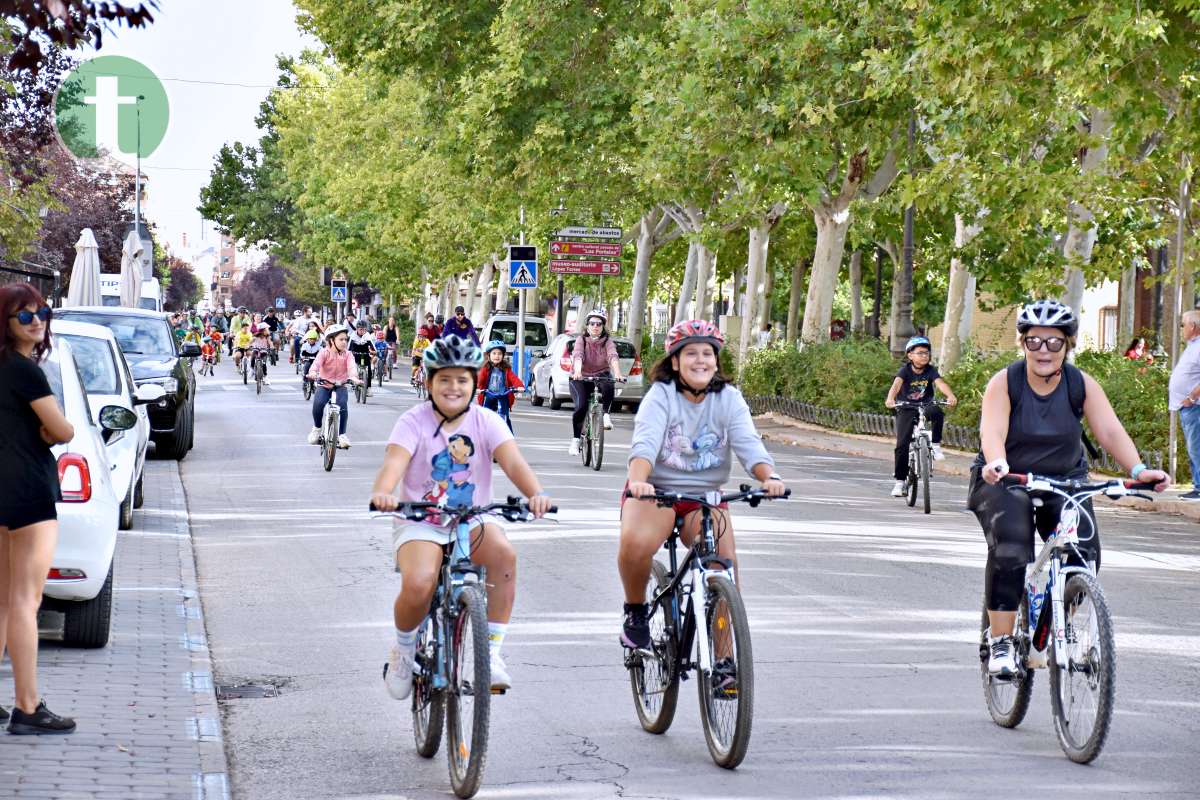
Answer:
[{"left": 629, "top": 382, "right": 774, "bottom": 492}]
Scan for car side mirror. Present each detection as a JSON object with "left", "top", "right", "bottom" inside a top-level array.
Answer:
[
  {"left": 99, "top": 404, "right": 138, "bottom": 432},
  {"left": 134, "top": 383, "right": 166, "bottom": 405},
  {"left": 181, "top": 342, "right": 201, "bottom": 357}
]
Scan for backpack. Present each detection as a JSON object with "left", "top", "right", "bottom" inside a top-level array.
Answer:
[{"left": 1005, "top": 360, "right": 1100, "bottom": 461}]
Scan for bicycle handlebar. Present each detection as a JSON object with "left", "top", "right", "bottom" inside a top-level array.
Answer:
[
  {"left": 624, "top": 483, "right": 790, "bottom": 508},
  {"left": 1003, "top": 472, "right": 1160, "bottom": 496},
  {"left": 892, "top": 399, "right": 952, "bottom": 409},
  {"left": 369, "top": 496, "right": 557, "bottom": 522}
]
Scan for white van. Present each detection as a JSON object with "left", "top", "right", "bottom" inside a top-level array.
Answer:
[{"left": 99, "top": 276, "right": 163, "bottom": 312}]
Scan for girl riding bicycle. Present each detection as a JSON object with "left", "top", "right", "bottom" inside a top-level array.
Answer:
[
  {"left": 619, "top": 320, "right": 786, "bottom": 651},
  {"left": 249, "top": 324, "right": 272, "bottom": 385},
  {"left": 305, "top": 325, "right": 363, "bottom": 448},
  {"left": 369, "top": 335, "right": 551, "bottom": 698},
  {"left": 477, "top": 341, "right": 523, "bottom": 431},
  {"left": 884, "top": 336, "right": 958, "bottom": 497},
  {"left": 568, "top": 309, "right": 623, "bottom": 456},
  {"left": 971, "top": 300, "right": 1169, "bottom": 677}
]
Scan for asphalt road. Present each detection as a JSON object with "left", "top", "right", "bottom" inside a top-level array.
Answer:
[{"left": 182, "top": 356, "right": 1200, "bottom": 800}]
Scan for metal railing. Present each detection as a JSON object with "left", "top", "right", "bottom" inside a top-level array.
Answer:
[{"left": 747, "top": 395, "right": 1164, "bottom": 474}]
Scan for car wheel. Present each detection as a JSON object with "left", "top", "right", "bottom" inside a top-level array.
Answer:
[
  {"left": 133, "top": 471, "right": 144, "bottom": 509},
  {"left": 63, "top": 561, "right": 113, "bottom": 648},
  {"left": 164, "top": 408, "right": 190, "bottom": 461},
  {"left": 530, "top": 380, "right": 544, "bottom": 406},
  {"left": 548, "top": 381, "right": 563, "bottom": 410},
  {"left": 118, "top": 481, "right": 134, "bottom": 530},
  {"left": 187, "top": 404, "right": 195, "bottom": 450}
]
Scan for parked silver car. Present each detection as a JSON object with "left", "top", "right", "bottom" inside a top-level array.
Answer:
[{"left": 529, "top": 333, "right": 645, "bottom": 412}]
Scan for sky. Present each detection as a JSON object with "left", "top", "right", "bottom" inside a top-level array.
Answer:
[{"left": 91, "top": 0, "right": 316, "bottom": 259}]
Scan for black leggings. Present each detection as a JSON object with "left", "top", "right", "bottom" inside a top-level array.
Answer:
[
  {"left": 894, "top": 405, "right": 944, "bottom": 480},
  {"left": 570, "top": 376, "right": 614, "bottom": 438},
  {"left": 968, "top": 467, "right": 1099, "bottom": 612}
]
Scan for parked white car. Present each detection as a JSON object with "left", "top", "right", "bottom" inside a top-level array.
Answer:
[
  {"left": 39, "top": 339, "right": 142, "bottom": 647},
  {"left": 529, "top": 333, "right": 645, "bottom": 412},
  {"left": 52, "top": 320, "right": 159, "bottom": 530}
]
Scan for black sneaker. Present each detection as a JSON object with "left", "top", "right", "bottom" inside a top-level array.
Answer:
[
  {"left": 711, "top": 657, "right": 738, "bottom": 698},
  {"left": 7, "top": 701, "right": 76, "bottom": 735},
  {"left": 1178, "top": 490, "right": 1200, "bottom": 501},
  {"left": 620, "top": 603, "right": 651, "bottom": 650},
  {"left": 0, "top": 706, "right": 8, "bottom": 725}
]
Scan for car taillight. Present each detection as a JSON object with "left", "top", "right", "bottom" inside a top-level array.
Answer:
[
  {"left": 630, "top": 355, "right": 643, "bottom": 376},
  {"left": 57, "top": 453, "right": 91, "bottom": 503},
  {"left": 47, "top": 568, "right": 86, "bottom": 581},
  {"left": 559, "top": 354, "right": 573, "bottom": 372}
]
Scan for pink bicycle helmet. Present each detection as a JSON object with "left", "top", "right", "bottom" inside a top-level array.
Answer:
[{"left": 665, "top": 319, "right": 725, "bottom": 356}]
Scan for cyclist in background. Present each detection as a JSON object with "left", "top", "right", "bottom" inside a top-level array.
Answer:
[
  {"left": 568, "top": 310, "right": 623, "bottom": 456},
  {"left": 441, "top": 305, "right": 480, "bottom": 345},
  {"left": 619, "top": 320, "right": 785, "bottom": 661},
  {"left": 249, "top": 324, "right": 273, "bottom": 386},
  {"left": 348, "top": 320, "right": 375, "bottom": 391},
  {"left": 373, "top": 330, "right": 389, "bottom": 379},
  {"left": 884, "top": 336, "right": 958, "bottom": 497},
  {"left": 232, "top": 322, "right": 253, "bottom": 370},
  {"left": 970, "top": 300, "right": 1169, "bottom": 677},
  {"left": 478, "top": 341, "right": 523, "bottom": 431},
  {"left": 411, "top": 326, "right": 433, "bottom": 383},
  {"left": 306, "top": 325, "right": 362, "bottom": 448}
]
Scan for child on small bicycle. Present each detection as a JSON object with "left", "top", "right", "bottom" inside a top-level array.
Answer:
[
  {"left": 410, "top": 329, "right": 433, "bottom": 383},
  {"left": 232, "top": 322, "right": 253, "bottom": 370},
  {"left": 306, "top": 325, "right": 362, "bottom": 447},
  {"left": 369, "top": 335, "right": 551, "bottom": 699},
  {"left": 477, "top": 341, "right": 523, "bottom": 431},
  {"left": 249, "top": 324, "right": 273, "bottom": 385},
  {"left": 373, "top": 330, "right": 390, "bottom": 378},
  {"left": 199, "top": 337, "right": 216, "bottom": 374},
  {"left": 884, "top": 336, "right": 957, "bottom": 497}
]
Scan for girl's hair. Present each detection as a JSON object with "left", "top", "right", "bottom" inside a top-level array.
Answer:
[
  {"left": 1123, "top": 337, "right": 1144, "bottom": 355},
  {"left": 0, "top": 282, "right": 52, "bottom": 361},
  {"left": 649, "top": 343, "right": 730, "bottom": 393}
]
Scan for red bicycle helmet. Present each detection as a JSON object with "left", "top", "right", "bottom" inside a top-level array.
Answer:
[{"left": 665, "top": 319, "right": 725, "bottom": 356}]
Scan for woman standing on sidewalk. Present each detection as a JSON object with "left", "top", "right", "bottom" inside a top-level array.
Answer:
[{"left": 0, "top": 283, "right": 77, "bottom": 734}]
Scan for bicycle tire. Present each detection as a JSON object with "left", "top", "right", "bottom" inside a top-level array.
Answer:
[
  {"left": 905, "top": 463, "right": 917, "bottom": 507},
  {"left": 630, "top": 560, "right": 680, "bottom": 734},
  {"left": 412, "top": 617, "right": 445, "bottom": 758},
  {"left": 1048, "top": 572, "right": 1115, "bottom": 764},
  {"left": 446, "top": 583, "right": 490, "bottom": 798},
  {"left": 242, "top": 360, "right": 248, "bottom": 384},
  {"left": 591, "top": 405, "right": 604, "bottom": 471},
  {"left": 303, "top": 380, "right": 313, "bottom": 401},
  {"left": 698, "top": 575, "right": 754, "bottom": 769},
  {"left": 255, "top": 361, "right": 263, "bottom": 395},
  {"left": 919, "top": 441, "right": 931, "bottom": 514},
  {"left": 980, "top": 595, "right": 1034, "bottom": 728},
  {"left": 323, "top": 411, "right": 337, "bottom": 472},
  {"left": 581, "top": 416, "right": 592, "bottom": 467}
]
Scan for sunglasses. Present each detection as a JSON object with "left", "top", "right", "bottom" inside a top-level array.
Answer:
[
  {"left": 1022, "top": 335, "right": 1066, "bottom": 353},
  {"left": 11, "top": 307, "right": 51, "bottom": 325}
]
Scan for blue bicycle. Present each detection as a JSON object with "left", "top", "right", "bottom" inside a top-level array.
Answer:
[
  {"left": 370, "top": 497, "right": 554, "bottom": 799},
  {"left": 478, "top": 387, "right": 516, "bottom": 432}
]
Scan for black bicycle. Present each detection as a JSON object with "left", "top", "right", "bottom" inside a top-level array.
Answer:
[
  {"left": 370, "top": 497, "right": 555, "bottom": 798},
  {"left": 623, "top": 484, "right": 788, "bottom": 768},
  {"left": 893, "top": 400, "right": 949, "bottom": 514}
]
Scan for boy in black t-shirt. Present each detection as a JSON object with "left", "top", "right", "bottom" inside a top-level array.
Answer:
[{"left": 884, "top": 336, "right": 958, "bottom": 496}]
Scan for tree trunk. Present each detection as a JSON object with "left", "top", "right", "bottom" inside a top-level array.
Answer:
[
  {"left": 463, "top": 263, "right": 484, "bottom": 321},
  {"left": 801, "top": 202, "right": 852, "bottom": 343},
  {"left": 759, "top": 263, "right": 775, "bottom": 334},
  {"left": 675, "top": 241, "right": 699, "bottom": 324},
  {"left": 494, "top": 254, "right": 509, "bottom": 313},
  {"left": 738, "top": 219, "right": 773, "bottom": 366},
  {"left": 786, "top": 256, "right": 805, "bottom": 344},
  {"left": 477, "top": 258, "right": 494, "bottom": 320},
  {"left": 1060, "top": 108, "right": 1113, "bottom": 313},
  {"left": 693, "top": 244, "right": 714, "bottom": 322},
  {"left": 939, "top": 213, "right": 981, "bottom": 371},
  {"left": 848, "top": 250, "right": 864, "bottom": 334},
  {"left": 627, "top": 209, "right": 659, "bottom": 355},
  {"left": 1118, "top": 264, "right": 1136, "bottom": 345}
]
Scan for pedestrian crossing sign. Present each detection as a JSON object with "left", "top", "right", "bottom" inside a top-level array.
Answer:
[
  {"left": 509, "top": 245, "right": 538, "bottom": 288},
  {"left": 331, "top": 285, "right": 347, "bottom": 302}
]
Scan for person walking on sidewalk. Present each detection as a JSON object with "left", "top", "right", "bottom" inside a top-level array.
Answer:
[
  {"left": 1169, "top": 309, "right": 1200, "bottom": 500},
  {"left": 885, "top": 336, "right": 958, "bottom": 497},
  {"left": 0, "top": 283, "right": 77, "bottom": 734}
]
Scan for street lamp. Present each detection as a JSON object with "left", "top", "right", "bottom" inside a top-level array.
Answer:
[{"left": 134, "top": 94, "right": 145, "bottom": 236}]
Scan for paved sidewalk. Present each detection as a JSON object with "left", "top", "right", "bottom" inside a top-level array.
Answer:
[
  {"left": 755, "top": 412, "right": 1200, "bottom": 522},
  {"left": 0, "top": 461, "right": 228, "bottom": 800}
]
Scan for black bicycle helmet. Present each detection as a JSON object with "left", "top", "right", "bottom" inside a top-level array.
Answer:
[{"left": 1016, "top": 300, "right": 1078, "bottom": 337}]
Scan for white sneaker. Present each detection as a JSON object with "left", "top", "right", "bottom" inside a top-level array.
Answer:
[
  {"left": 603, "top": 413, "right": 613, "bottom": 430},
  {"left": 383, "top": 643, "right": 416, "bottom": 700},
  {"left": 307, "top": 426, "right": 320, "bottom": 445},
  {"left": 568, "top": 438, "right": 580, "bottom": 456},
  {"left": 263, "top": 377, "right": 271, "bottom": 386},
  {"left": 988, "top": 635, "right": 1018, "bottom": 677},
  {"left": 890, "top": 480, "right": 906, "bottom": 497},
  {"left": 931, "top": 444, "right": 945, "bottom": 461},
  {"left": 338, "top": 434, "right": 351, "bottom": 448},
  {"left": 489, "top": 651, "right": 512, "bottom": 692}
]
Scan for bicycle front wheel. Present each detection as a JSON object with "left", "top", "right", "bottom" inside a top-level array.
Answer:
[
  {"left": 919, "top": 442, "right": 931, "bottom": 514},
  {"left": 1048, "top": 572, "right": 1115, "bottom": 764},
  {"left": 412, "top": 616, "right": 445, "bottom": 758},
  {"left": 580, "top": 418, "right": 592, "bottom": 467},
  {"left": 591, "top": 405, "right": 604, "bottom": 471},
  {"left": 979, "top": 595, "right": 1033, "bottom": 728},
  {"left": 446, "top": 583, "right": 490, "bottom": 798},
  {"left": 629, "top": 560, "right": 679, "bottom": 734},
  {"left": 322, "top": 411, "right": 337, "bottom": 472},
  {"left": 698, "top": 575, "right": 754, "bottom": 769}
]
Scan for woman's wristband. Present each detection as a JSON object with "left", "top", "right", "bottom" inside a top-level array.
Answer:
[{"left": 1130, "top": 463, "right": 1147, "bottom": 480}]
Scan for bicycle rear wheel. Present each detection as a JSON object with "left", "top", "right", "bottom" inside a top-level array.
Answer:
[
  {"left": 591, "top": 405, "right": 604, "bottom": 471},
  {"left": 1048, "top": 572, "right": 1115, "bottom": 764},
  {"left": 412, "top": 616, "right": 445, "bottom": 758},
  {"left": 629, "top": 560, "right": 680, "bottom": 734},
  {"left": 446, "top": 583, "right": 490, "bottom": 798},
  {"left": 919, "top": 441, "right": 931, "bottom": 514},
  {"left": 698, "top": 575, "right": 754, "bottom": 769},
  {"left": 979, "top": 595, "right": 1033, "bottom": 728}
]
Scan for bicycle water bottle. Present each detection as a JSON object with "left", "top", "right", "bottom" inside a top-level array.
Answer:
[{"left": 1026, "top": 580, "right": 1043, "bottom": 633}]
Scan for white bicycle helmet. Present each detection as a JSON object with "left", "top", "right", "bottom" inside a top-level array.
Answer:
[
  {"left": 585, "top": 308, "right": 607, "bottom": 324},
  {"left": 323, "top": 324, "right": 348, "bottom": 341},
  {"left": 1016, "top": 300, "right": 1078, "bottom": 337}
]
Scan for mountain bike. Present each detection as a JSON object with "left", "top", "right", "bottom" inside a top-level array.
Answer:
[
  {"left": 369, "top": 497, "right": 556, "bottom": 799},
  {"left": 979, "top": 472, "right": 1156, "bottom": 764},
  {"left": 623, "top": 484, "right": 788, "bottom": 768},
  {"left": 314, "top": 380, "right": 349, "bottom": 471},
  {"left": 413, "top": 363, "right": 427, "bottom": 400},
  {"left": 253, "top": 351, "right": 267, "bottom": 395},
  {"left": 893, "top": 400, "right": 949, "bottom": 514},
  {"left": 354, "top": 355, "right": 372, "bottom": 403},
  {"left": 375, "top": 350, "right": 388, "bottom": 387},
  {"left": 300, "top": 357, "right": 315, "bottom": 401},
  {"left": 238, "top": 349, "right": 249, "bottom": 384},
  {"left": 579, "top": 376, "right": 623, "bottom": 471}
]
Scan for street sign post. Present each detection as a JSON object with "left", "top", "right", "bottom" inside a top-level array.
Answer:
[
  {"left": 555, "top": 226, "right": 622, "bottom": 240},
  {"left": 508, "top": 244, "right": 538, "bottom": 289},
  {"left": 549, "top": 240, "right": 623, "bottom": 258},
  {"left": 549, "top": 259, "right": 621, "bottom": 275}
]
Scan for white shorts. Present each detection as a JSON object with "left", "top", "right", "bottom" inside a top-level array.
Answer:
[{"left": 390, "top": 515, "right": 501, "bottom": 563}]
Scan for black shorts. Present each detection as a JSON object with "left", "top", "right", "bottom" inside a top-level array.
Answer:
[
  {"left": 0, "top": 502, "right": 57, "bottom": 530},
  {"left": 411, "top": 356, "right": 422, "bottom": 367}
]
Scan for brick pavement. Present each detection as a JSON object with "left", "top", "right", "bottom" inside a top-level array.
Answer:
[{"left": 0, "top": 461, "right": 229, "bottom": 800}]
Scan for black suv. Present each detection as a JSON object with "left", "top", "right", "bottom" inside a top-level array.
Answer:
[{"left": 55, "top": 306, "right": 198, "bottom": 460}]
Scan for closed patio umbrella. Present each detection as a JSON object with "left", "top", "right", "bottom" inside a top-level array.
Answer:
[
  {"left": 65, "top": 228, "right": 102, "bottom": 307},
  {"left": 119, "top": 230, "right": 144, "bottom": 308}
]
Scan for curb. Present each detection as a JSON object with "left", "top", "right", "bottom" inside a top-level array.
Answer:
[{"left": 755, "top": 412, "right": 1200, "bottom": 523}]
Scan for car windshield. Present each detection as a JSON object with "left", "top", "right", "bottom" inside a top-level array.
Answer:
[
  {"left": 138, "top": 297, "right": 158, "bottom": 311},
  {"left": 55, "top": 311, "right": 174, "bottom": 356},
  {"left": 489, "top": 321, "right": 548, "bottom": 347},
  {"left": 57, "top": 334, "right": 120, "bottom": 394}
]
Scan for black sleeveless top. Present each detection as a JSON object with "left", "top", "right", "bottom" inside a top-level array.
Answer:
[{"left": 975, "top": 368, "right": 1088, "bottom": 478}]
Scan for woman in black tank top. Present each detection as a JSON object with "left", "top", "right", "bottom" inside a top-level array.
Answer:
[{"left": 968, "top": 302, "right": 1169, "bottom": 678}]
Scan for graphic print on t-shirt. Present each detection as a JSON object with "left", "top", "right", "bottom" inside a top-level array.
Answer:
[
  {"left": 662, "top": 422, "right": 728, "bottom": 472},
  {"left": 423, "top": 433, "right": 476, "bottom": 509},
  {"left": 905, "top": 373, "right": 931, "bottom": 401}
]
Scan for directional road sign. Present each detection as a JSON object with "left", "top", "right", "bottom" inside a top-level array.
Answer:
[
  {"left": 556, "top": 226, "right": 622, "bottom": 240},
  {"left": 508, "top": 244, "right": 538, "bottom": 288},
  {"left": 549, "top": 259, "right": 622, "bottom": 276},
  {"left": 330, "top": 278, "right": 347, "bottom": 303},
  {"left": 550, "top": 240, "right": 623, "bottom": 258}
]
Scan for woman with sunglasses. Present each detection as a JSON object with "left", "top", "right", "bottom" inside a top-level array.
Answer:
[
  {"left": 568, "top": 309, "right": 623, "bottom": 456},
  {"left": 0, "top": 284, "right": 77, "bottom": 734},
  {"left": 970, "top": 299, "right": 1170, "bottom": 678}
]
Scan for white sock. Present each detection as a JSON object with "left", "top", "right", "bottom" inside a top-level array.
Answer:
[
  {"left": 395, "top": 626, "right": 419, "bottom": 650},
  {"left": 487, "top": 622, "right": 507, "bottom": 656}
]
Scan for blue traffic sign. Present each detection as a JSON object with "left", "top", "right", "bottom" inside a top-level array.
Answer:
[
  {"left": 275, "top": 297, "right": 287, "bottom": 309},
  {"left": 331, "top": 285, "right": 347, "bottom": 302},
  {"left": 509, "top": 245, "right": 538, "bottom": 288}
]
